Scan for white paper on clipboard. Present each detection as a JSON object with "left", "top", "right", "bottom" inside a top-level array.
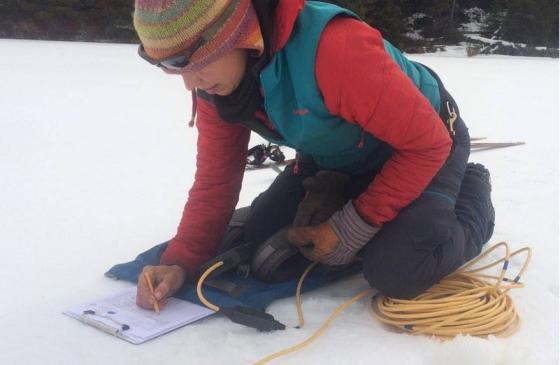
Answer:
[{"left": 64, "top": 287, "right": 214, "bottom": 344}]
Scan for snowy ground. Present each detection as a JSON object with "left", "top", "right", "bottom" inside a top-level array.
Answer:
[{"left": 0, "top": 39, "right": 558, "bottom": 365}]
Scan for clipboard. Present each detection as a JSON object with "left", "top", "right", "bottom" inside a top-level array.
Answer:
[{"left": 64, "top": 287, "right": 214, "bottom": 344}]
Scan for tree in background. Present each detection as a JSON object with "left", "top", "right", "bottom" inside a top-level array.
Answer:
[
  {"left": 329, "top": 0, "right": 407, "bottom": 46},
  {"left": 0, "top": 0, "right": 137, "bottom": 42},
  {"left": 329, "top": 0, "right": 465, "bottom": 46},
  {"left": 500, "top": 0, "right": 558, "bottom": 47},
  {"left": 0, "top": 0, "right": 557, "bottom": 56},
  {"left": 484, "top": 0, "right": 558, "bottom": 48}
]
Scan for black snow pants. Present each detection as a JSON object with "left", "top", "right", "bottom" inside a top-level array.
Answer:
[{"left": 243, "top": 77, "right": 494, "bottom": 299}]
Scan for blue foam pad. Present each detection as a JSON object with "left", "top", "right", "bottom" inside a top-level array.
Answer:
[{"left": 105, "top": 241, "right": 362, "bottom": 311}]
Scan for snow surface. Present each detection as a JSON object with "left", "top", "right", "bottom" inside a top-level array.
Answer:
[{"left": 0, "top": 39, "right": 558, "bottom": 365}]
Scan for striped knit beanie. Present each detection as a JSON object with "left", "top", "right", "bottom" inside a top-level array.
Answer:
[{"left": 133, "top": 0, "right": 264, "bottom": 72}]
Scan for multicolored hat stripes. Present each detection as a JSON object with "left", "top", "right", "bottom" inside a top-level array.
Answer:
[{"left": 133, "top": 0, "right": 264, "bottom": 71}]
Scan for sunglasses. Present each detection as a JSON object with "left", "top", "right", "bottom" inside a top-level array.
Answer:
[
  {"left": 137, "top": 37, "right": 205, "bottom": 70},
  {"left": 137, "top": 1, "right": 239, "bottom": 70}
]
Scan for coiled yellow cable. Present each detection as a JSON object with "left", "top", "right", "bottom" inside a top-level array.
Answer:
[
  {"left": 251, "top": 242, "right": 531, "bottom": 364},
  {"left": 370, "top": 242, "right": 531, "bottom": 339},
  {"left": 196, "top": 242, "right": 531, "bottom": 364}
]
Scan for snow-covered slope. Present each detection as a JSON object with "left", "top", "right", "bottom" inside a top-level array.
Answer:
[{"left": 0, "top": 39, "right": 558, "bottom": 365}]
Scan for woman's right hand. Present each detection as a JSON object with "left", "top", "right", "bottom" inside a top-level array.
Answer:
[{"left": 136, "top": 264, "right": 187, "bottom": 310}]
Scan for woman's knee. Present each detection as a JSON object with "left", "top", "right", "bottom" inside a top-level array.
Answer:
[
  {"left": 362, "top": 245, "right": 438, "bottom": 299},
  {"left": 361, "top": 209, "right": 461, "bottom": 299}
]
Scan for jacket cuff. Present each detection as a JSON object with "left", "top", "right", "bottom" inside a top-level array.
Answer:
[
  {"left": 159, "top": 239, "right": 205, "bottom": 283},
  {"left": 326, "top": 201, "right": 380, "bottom": 265}
]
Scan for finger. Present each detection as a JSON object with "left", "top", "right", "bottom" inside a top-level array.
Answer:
[
  {"left": 299, "top": 247, "right": 313, "bottom": 261},
  {"left": 154, "top": 281, "right": 169, "bottom": 301},
  {"left": 312, "top": 251, "right": 328, "bottom": 263},
  {"left": 138, "top": 295, "right": 156, "bottom": 309},
  {"left": 136, "top": 279, "right": 157, "bottom": 309},
  {"left": 146, "top": 266, "right": 164, "bottom": 297},
  {"left": 138, "top": 266, "right": 166, "bottom": 309},
  {"left": 298, "top": 243, "right": 314, "bottom": 255},
  {"left": 300, "top": 246, "right": 320, "bottom": 262},
  {"left": 139, "top": 265, "right": 158, "bottom": 289},
  {"left": 138, "top": 266, "right": 153, "bottom": 283},
  {"left": 154, "top": 273, "right": 179, "bottom": 300},
  {"left": 301, "top": 237, "right": 329, "bottom": 262},
  {"left": 307, "top": 245, "right": 322, "bottom": 262},
  {"left": 293, "top": 204, "right": 315, "bottom": 227},
  {"left": 288, "top": 227, "right": 313, "bottom": 247}
]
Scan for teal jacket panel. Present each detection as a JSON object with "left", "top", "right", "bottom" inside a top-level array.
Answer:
[
  {"left": 260, "top": 1, "right": 392, "bottom": 174},
  {"left": 259, "top": 1, "right": 440, "bottom": 174},
  {"left": 382, "top": 39, "right": 441, "bottom": 113}
]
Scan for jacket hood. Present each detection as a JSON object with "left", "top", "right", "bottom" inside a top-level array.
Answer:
[{"left": 272, "top": 0, "right": 305, "bottom": 52}]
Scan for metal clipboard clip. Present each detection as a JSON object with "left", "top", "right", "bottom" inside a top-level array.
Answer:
[{"left": 79, "top": 309, "right": 130, "bottom": 336}]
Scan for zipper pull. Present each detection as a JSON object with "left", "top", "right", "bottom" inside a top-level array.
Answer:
[
  {"left": 357, "top": 129, "right": 365, "bottom": 149},
  {"left": 446, "top": 101, "right": 457, "bottom": 137},
  {"left": 293, "top": 157, "right": 300, "bottom": 175}
]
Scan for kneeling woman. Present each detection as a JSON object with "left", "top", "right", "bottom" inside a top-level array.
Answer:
[{"left": 133, "top": 0, "right": 495, "bottom": 309}]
